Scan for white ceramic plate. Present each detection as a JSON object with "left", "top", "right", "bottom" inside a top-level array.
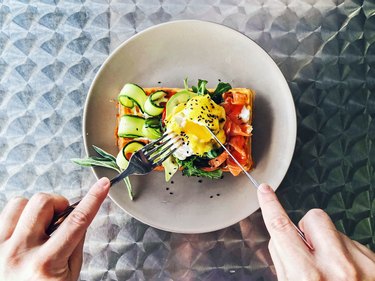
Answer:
[{"left": 84, "top": 20, "right": 296, "bottom": 233}]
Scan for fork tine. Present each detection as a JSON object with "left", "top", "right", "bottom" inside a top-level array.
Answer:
[
  {"left": 154, "top": 146, "right": 179, "bottom": 167},
  {"left": 141, "top": 133, "right": 168, "bottom": 153},
  {"left": 139, "top": 131, "right": 183, "bottom": 167},
  {"left": 148, "top": 134, "right": 182, "bottom": 161},
  {"left": 143, "top": 134, "right": 174, "bottom": 156},
  {"left": 146, "top": 135, "right": 183, "bottom": 166},
  {"left": 148, "top": 142, "right": 175, "bottom": 162}
]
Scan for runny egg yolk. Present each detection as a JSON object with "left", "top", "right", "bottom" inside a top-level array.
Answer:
[{"left": 165, "top": 94, "right": 226, "bottom": 156}]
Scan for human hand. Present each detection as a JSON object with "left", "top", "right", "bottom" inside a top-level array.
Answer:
[
  {"left": 257, "top": 183, "right": 375, "bottom": 281},
  {"left": 0, "top": 177, "right": 110, "bottom": 281}
]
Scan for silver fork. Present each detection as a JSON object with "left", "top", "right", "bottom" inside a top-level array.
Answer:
[{"left": 46, "top": 132, "right": 182, "bottom": 235}]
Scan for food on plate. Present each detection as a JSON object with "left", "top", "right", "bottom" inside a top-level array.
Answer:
[
  {"left": 165, "top": 94, "right": 226, "bottom": 157},
  {"left": 72, "top": 79, "right": 255, "bottom": 200},
  {"left": 116, "top": 79, "right": 255, "bottom": 181}
]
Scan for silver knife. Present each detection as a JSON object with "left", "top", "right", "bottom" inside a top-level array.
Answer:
[
  {"left": 206, "top": 127, "right": 260, "bottom": 188},
  {"left": 206, "top": 126, "right": 314, "bottom": 250}
]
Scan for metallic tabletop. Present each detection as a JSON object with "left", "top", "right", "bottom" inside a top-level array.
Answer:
[{"left": 1, "top": 1, "right": 374, "bottom": 280}]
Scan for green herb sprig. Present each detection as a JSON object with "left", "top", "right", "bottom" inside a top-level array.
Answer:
[
  {"left": 72, "top": 146, "right": 134, "bottom": 200},
  {"left": 189, "top": 78, "right": 232, "bottom": 104},
  {"left": 211, "top": 82, "right": 232, "bottom": 104}
]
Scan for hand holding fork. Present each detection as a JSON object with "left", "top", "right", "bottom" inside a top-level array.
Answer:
[{"left": 46, "top": 132, "right": 182, "bottom": 235}]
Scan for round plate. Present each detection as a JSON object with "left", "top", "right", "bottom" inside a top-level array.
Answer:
[{"left": 84, "top": 20, "right": 296, "bottom": 233}]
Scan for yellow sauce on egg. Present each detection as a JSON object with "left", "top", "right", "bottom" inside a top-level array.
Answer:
[{"left": 165, "top": 94, "right": 226, "bottom": 156}]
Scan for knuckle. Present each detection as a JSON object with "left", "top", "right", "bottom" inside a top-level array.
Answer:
[
  {"left": 301, "top": 270, "right": 323, "bottom": 281},
  {"left": 31, "top": 193, "right": 52, "bottom": 207},
  {"left": 3, "top": 255, "right": 21, "bottom": 269},
  {"left": 2, "top": 244, "right": 24, "bottom": 267},
  {"left": 269, "top": 215, "right": 291, "bottom": 232},
  {"left": 262, "top": 194, "right": 279, "bottom": 206},
  {"left": 32, "top": 248, "right": 66, "bottom": 274},
  {"left": 337, "top": 263, "right": 359, "bottom": 281},
  {"left": 87, "top": 189, "right": 103, "bottom": 202},
  {"left": 9, "top": 196, "right": 27, "bottom": 204},
  {"left": 305, "top": 208, "right": 328, "bottom": 220},
  {"left": 32, "top": 256, "right": 56, "bottom": 276},
  {"left": 33, "top": 258, "right": 48, "bottom": 272},
  {"left": 69, "top": 209, "right": 90, "bottom": 228},
  {"left": 5, "top": 196, "right": 28, "bottom": 210}
]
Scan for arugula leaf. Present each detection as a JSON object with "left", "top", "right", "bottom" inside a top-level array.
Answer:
[
  {"left": 183, "top": 77, "right": 189, "bottom": 90},
  {"left": 190, "top": 79, "right": 231, "bottom": 103},
  {"left": 192, "top": 79, "right": 209, "bottom": 96},
  {"left": 211, "top": 82, "right": 232, "bottom": 104},
  {"left": 177, "top": 157, "right": 223, "bottom": 179},
  {"left": 204, "top": 147, "right": 224, "bottom": 159}
]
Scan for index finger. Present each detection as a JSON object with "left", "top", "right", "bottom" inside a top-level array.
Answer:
[
  {"left": 257, "top": 184, "right": 308, "bottom": 254},
  {"left": 41, "top": 177, "right": 110, "bottom": 260}
]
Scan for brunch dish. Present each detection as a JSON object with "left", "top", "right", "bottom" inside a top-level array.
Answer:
[
  {"left": 75, "top": 79, "right": 255, "bottom": 200},
  {"left": 81, "top": 20, "right": 296, "bottom": 233},
  {"left": 115, "top": 79, "right": 255, "bottom": 181}
]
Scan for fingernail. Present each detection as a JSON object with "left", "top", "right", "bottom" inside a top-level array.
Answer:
[
  {"left": 259, "top": 184, "right": 273, "bottom": 193},
  {"left": 97, "top": 177, "right": 110, "bottom": 188}
]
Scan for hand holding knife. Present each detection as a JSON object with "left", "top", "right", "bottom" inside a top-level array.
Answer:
[{"left": 206, "top": 126, "right": 314, "bottom": 251}]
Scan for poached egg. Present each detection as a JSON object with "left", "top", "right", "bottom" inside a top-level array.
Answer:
[{"left": 165, "top": 94, "right": 226, "bottom": 160}]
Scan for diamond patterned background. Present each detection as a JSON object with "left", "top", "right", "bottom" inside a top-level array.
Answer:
[{"left": 0, "top": 0, "right": 374, "bottom": 280}]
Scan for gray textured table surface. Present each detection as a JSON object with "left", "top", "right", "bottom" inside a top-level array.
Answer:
[{"left": 1, "top": 0, "right": 374, "bottom": 280}]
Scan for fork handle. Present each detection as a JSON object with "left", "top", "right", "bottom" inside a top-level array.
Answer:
[
  {"left": 46, "top": 200, "right": 80, "bottom": 235},
  {"left": 46, "top": 167, "right": 135, "bottom": 236},
  {"left": 109, "top": 166, "right": 135, "bottom": 186}
]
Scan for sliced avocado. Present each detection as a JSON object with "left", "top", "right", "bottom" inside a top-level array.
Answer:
[
  {"left": 165, "top": 90, "right": 196, "bottom": 118},
  {"left": 162, "top": 155, "right": 179, "bottom": 182}
]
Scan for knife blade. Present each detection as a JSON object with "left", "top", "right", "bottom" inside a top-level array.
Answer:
[
  {"left": 206, "top": 127, "right": 259, "bottom": 188},
  {"left": 205, "top": 126, "right": 314, "bottom": 250}
]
